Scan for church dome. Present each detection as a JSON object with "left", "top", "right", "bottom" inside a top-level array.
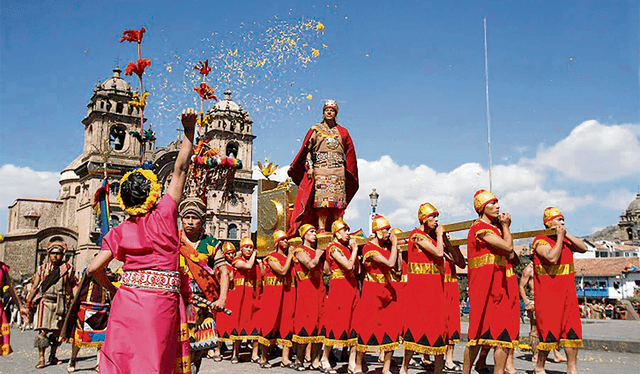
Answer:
[
  {"left": 98, "top": 67, "right": 133, "bottom": 95},
  {"left": 212, "top": 90, "right": 242, "bottom": 113},
  {"left": 627, "top": 193, "right": 640, "bottom": 213}
]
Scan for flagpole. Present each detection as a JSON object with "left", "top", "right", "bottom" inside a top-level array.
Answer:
[{"left": 484, "top": 17, "right": 493, "bottom": 192}]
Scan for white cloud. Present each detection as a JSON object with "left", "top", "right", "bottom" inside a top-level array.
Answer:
[
  {"left": 0, "top": 164, "right": 60, "bottom": 234},
  {"left": 534, "top": 120, "right": 640, "bottom": 182},
  {"left": 600, "top": 188, "right": 637, "bottom": 212}
]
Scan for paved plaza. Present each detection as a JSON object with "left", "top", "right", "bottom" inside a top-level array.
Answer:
[{"left": 2, "top": 319, "right": 639, "bottom": 374}]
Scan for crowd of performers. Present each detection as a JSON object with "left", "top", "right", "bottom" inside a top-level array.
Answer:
[{"left": 0, "top": 106, "right": 587, "bottom": 374}]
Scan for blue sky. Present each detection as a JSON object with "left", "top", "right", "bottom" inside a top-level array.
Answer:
[{"left": 1, "top": 0, "right": 639, "bottom": 238}]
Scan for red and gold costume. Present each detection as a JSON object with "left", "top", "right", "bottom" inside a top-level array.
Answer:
[
  {"left": 287, "top": 101, "right": 358, "bottom": 236},
  {"left": 216, "top": 242, "right": 237, "bottom": 342},
  {"left": 402, "top": 228, "right": 447, "bottom": 354},
  {"left": 532, "top": 207, "right": 583, "bottom": 350},
  {"left": 278, "top": 254, "right": 297, "bottom": 348},
  {"left": 444, "top": 257, "right": 461, "bottom": 344},
  {"left": 229, "top": 248, "right": 262, "bottom": 342},
  {"left": 466, "top": 190, "right": 519, "bottom": 349},
  {"left": 259, "top": 250, "right": 293, "bottom": 346},
  {"left": 292, "top": 241, "right": 325, "bottom": 344},
  {"left": 321, "top": 240, "right": 359, "bottom": 347},
  {"left": 353, "top": 241, "right": 400, "bottom": 352}
]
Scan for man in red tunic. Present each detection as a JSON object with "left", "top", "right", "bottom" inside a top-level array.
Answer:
[
  {"left": 532, "top": 207, "right": 587, "bottom": 374},
  {"left": 463, "top": 190, "right": 519, "bottom": 374},
  {"left": 288, "top": 100, "right": 359, "bottom": 234}
]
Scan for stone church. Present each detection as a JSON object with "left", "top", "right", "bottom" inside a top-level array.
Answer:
[{"left": 0, "top": 67, "right": 257, "bottom": 278}]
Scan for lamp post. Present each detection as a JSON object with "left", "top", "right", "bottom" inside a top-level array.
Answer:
[
  {"left": 368, "top": 188, "right": 379, "bottom": 235},
  {"left": 581, "top": 268, "right": 586, "bottom": 305}
]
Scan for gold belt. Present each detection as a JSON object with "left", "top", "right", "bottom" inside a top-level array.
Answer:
[
  {"left": 506, "top": 268, "right": 515, "bottom": 278},
  {"left": 364, "top": 273, "right": 390, "bottom": 283},
  {"left": 329, "top": 269, "right": 356, "bottom": 280},
  {"left": 534, "top": 263, "right": 574, "bottom": 276},
  {"left": 234, "top": 278, "right": 261, "bottom": 287},
  {"left": 297, "top": 271, "right": 322, "bottom": 281},
  {"left": 407, "top": 262, "right": 444, "bottom": 275},
  {"left": 468, "top": 253, "right": 506, "bottom": 269},
  {"left": 263, "top": 276, "right": 283, "bottom": 286},
  {"left": 444, "top": 274, "right": 458, "bottom": 283}
]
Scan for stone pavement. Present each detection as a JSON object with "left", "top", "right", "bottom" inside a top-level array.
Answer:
[
  {"left": 461, "top": 318, "right": 640, "bottom": 354},
  {"left": 2, "top": 324, "right": 640, "bottom": 373}
]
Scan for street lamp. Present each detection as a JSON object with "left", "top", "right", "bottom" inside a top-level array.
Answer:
[
  {"left": 368, "top": 189, "right": 379, "bottom": 235},
  {"left": 581, "top": 268, "right": 586, "bottom": 305}
]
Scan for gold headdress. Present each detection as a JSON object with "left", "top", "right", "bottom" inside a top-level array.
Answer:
[
  {"left": 331, "top": 219, "right": 349, "bottom": 235},
  {"left": 418, "top": 202, "right": 439, "bottom": 223},
  {"left": 240, "top": 237, "right": 254, "bottom": 248},
  {"left": 298, "top": 224, "right": 316, "bottom": 238},
  {"left": 473, "top": 189, "right": 498, "bottom": 213},
  {"left": 222, "top": 241, "right": 236, "bottom": 254},
  {"left": 323, "top": 99, "right": 339, "bottom": 114},
  {"left": 273, "top": 229, "right": 288, "bottom": 245},
  {"left": 543, "top": 207, "right": 564, "bottom": 227}
]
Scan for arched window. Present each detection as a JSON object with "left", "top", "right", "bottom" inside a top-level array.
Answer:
[
  {"left": 109, "top": 125, "right": 126, "bottom": 151},
  {"left": 227, "top": 224, "right": 238, "bottom": 239},
  {"left": 116, "top": 102, "right": 124, "bottom": 113},
  {"left": 226, "top": 142, "right": 239, "bottom": 159}
]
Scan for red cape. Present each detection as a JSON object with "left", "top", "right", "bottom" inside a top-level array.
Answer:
[{"left": 287, "top": 123, "right": 358, "bottom": 236}]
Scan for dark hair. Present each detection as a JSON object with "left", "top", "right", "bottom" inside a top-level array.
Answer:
[{"left": 120, "top": 171, "right": 151, "bottom": 207}]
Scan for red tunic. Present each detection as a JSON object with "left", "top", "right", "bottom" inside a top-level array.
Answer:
[
  {"left": 444, "top": 257, "right": 461, "bottom": 344},
  {"left": 396, "top": 250, "right": 409, "bottom": 338},
  {"left": 258, "top": 251, "right": 290, "bottom": 346},
  {"left": 215, "top": 262, "right": 236, "bottom": 342},
  {"left": 353, "top": 242, "right": 400, "bottom": 352},
  {"left": 466, "top": 219, "right": 519, "bottom": 349},
  {"left": 292, "top": 245, "right": 325, "bottom": 344},
  {"left": 532, "top": 235, "right": 583, "bottom": 350},
  {"left": 278, "top": 254, "right": 297, "bottom": 347},
  {"left": 321, "top": 242, "right": 359, "bottom": 347},
  {"left": 230, "top": 256, "right": 261, "bottom": 341},
  {"left": 402, "top": 229, "right": 447, "bottom": 354}
]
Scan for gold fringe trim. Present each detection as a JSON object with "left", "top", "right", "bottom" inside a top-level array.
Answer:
[
  {"left": 323, "top": 337, "right": 358, "bottom": 348},
  {"left": 467, "top": 339, "right": 516, "bottom": 349},
  {"left": 277, "top": 338, "right": 293, "bottom": 347},
  {"left": 356, "top": 341, "right": 399, "bottom": 353},
  {"left": 218, "top": 337, "right": 234, "bottom": 343},
  {"left": 536, "top": 341, "right": 558, "bottom": 351},
  {"left": 292, "top": 335, "right": 325, "bottom": 344},
  {"left": 448, "top": 339, "right": 460, "bottom": 344},
  {"left": 258, "top": 337, "right": 277, "bottom": 346},
  {"left": 229, "top": 335, "right": 261, "bottom": 342},
  {"left": 402, "top": 341, "right": 447, "bottom": 355},
  {"left": 560, "top": 339, "right": 584, "bottom": 348}
]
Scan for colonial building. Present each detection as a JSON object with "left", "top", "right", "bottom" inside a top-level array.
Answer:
[
  {"left": 0, "top": 68, "right": 257, "bottom": 278},
  {"left": 619, "top": 193, "right": 640, "bottom": 245}
]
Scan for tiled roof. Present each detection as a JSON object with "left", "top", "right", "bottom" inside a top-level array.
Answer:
[{"left": 574, "top": 257, "right": 640, "bottom": 277}]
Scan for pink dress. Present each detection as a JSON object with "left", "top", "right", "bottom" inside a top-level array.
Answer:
[
  {"left": 100, "top": 194, "right": 191, "bottom": 374},
  {"left": 1, "top": 262, "right": 13, "bottom": 356}
]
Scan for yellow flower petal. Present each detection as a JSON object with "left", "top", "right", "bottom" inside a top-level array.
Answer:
[
  {"left": 317, "top": 22, "right": 325, "bottom": 31},
  {"left": 312, "top": 48, "right": 320, "bottom": 58}
]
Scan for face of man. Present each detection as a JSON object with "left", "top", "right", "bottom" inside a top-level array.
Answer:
[
  {"left": 377, "top": 228, "right": 390, "bottom": 242},
  {"left": 425, "top": 214, "right": 439, "bottom": 230},
  {"left": 277, "top": 238, "right": 289, "bottom": 251},
  {"left": 49, "top": 250, "right": 64, "bottom": 265},
  {"left": 336, "top": 227, "right": 350, "bottom": 243},
  {"left": 224, "top": 251, "right": 236, "bottom": 262},
  {"left": 483, "top": 200, "right": 500, "bottom": 220},
  {"left": 182, "top": 213, "right": 203, "bottom": 235},
  {"left": 305, "top": 228, "right": 318, "bottom": 245},
  {"left": 323, "top": 107, "right": 337, "bottom": 122},
  {"left": 241, "top": 245, "right": 254, "bottom": 258},
  {"left": 549, "top": 216, "right": 565, "bottom": 229}
]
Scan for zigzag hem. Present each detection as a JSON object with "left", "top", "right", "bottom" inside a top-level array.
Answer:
[
  {"left": 467, "top": 339, "right": 518, "bottom": 349},
  {"left": 356, "top": 342, "right": 399, "bottom": 353},
  {"left": 402, "top": 341, "right": 447, "bottom": 355}
]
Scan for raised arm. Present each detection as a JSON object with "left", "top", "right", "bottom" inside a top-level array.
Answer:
[
  {"left": 566, "top": 232, "right": 588, "bottom": 253},
  {"left": 295, "top": 248, "right": 325, "bottom": 271},
  {"left": 444, "top": 235, "right": 466, "bottom": 269},
  {"left": 268, "top": 251, "right": 294, "bottom": 276},
  {"left": 479, "top": 213, "right": 514, "bottom": 255},
  {"left": 234, "top": 250, "right": 257, "bottom": 270},
  {"left": 370, "top": 232, "right": 399, "bottom": 268},
  {"left": 414, "top": 226, "right": 444, "bottom": 258},
  {"left": 166, "top": 108, "right": 197, "bottom": 205},
  {"left": 330, "top": 240, "right": 360, "bottom": 271}
]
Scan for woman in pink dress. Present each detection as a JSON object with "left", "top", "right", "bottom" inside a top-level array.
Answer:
[{"left": 88, "top": 109, "right": 197, "bottom": 374}]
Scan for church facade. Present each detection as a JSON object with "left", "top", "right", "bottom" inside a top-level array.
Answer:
[{"left": 0, "top": 67, "right": 256, "bottom": 278}]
